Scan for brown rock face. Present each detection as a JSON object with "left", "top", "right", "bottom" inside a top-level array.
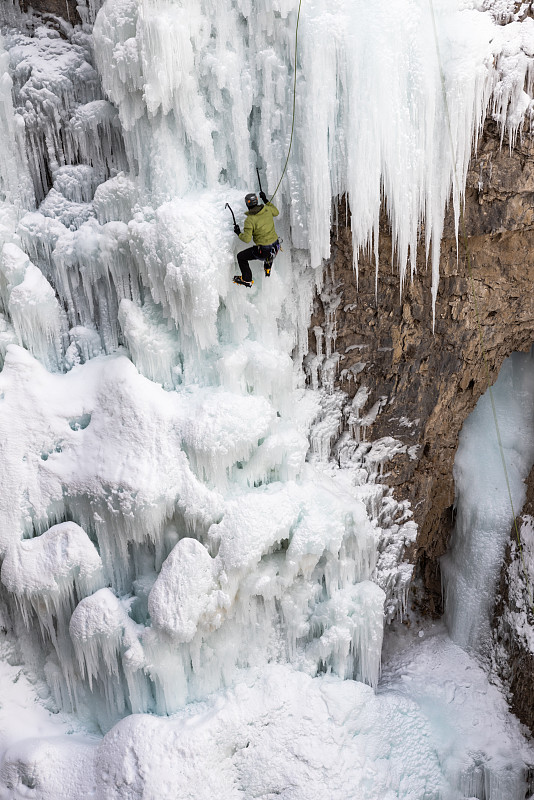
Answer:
[
  {"left": 16, "top": 0, "right": 81, "bottom": 25},
  {"left": 310, "top": 121, "right": 534, "bottom": 615},
  {"left": 493, "top": 465, "right": 534, "bottom": 731}
]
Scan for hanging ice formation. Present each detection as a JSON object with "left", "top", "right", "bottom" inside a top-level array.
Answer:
[{"left": 0, "top": 0, "right": 533, "bottom": 774}]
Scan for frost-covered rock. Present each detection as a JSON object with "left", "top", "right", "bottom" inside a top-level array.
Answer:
[
  {"left": 148, "top": 538, "right": 220, "bottom": 641},
  {"left": 39, "top": 188, "right": 95, "bottom": 231},
  {"left": 1, "top": 522, "right": 104, "bottom": 618},
  {"left": 93, "top": 173, "right": 137, "bottom": 224},
  {"left": 0, "top": 243, "right": 66, "bottom": 371}
]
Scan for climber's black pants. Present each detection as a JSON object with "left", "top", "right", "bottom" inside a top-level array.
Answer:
[{"left": 237, "top": 241, "right": 279, "bottom": 282}]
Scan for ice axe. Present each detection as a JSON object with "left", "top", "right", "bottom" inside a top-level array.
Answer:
[
  {"left": 225, "top": 202, "right": 237, "bottom": 227},
  {"left": 256, "top": 167, "right": 263, "bottom": 196}
]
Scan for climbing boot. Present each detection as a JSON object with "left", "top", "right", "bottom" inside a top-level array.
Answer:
[
  {"left": 233, "top": 275, "right": 254, "bottom": 288},
  {"left": 264, "top": 262, "right": 272, "bottom": 277}
]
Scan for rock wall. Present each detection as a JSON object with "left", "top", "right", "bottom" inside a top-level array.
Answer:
[
  {"left": 13, "top": 0, "right": 81, "bottom": 24},
  {"left": 310, "top": 120, "right": 534, "bottom": 615},
  {"left": 493, "top": 463, "right": 534, "bottom": 731}
]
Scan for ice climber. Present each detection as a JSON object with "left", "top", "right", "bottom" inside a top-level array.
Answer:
[{"left": 233, "top": 191, "right": 280, "bottom": 287}]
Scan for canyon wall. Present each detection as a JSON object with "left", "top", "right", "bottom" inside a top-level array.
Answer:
[
  {"left": 309, "top": 121, "right": 534, "bottom": 726},
  {"left": 493, "top": 462, "right": 534, "bottom": 731},
  {"left": 310, "top": 121, "right": 534, "bottom": 615}
]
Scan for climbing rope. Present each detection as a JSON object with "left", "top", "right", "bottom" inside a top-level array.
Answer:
[
  {"left": 428, "top": 0, "right": 534, "bottom": 612},
  {"left": 269, "top": 0, "right": 303, "bottom": 202}
]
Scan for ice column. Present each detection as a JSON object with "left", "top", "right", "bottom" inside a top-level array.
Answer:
[
  {"left": 442, "top": 350, "right": 534, "bottom": 654},
  {"left": 0, "top": 36, "right": 33, "bottom": 209},
  {"left": 0, "top": 243, "right": 66, "bottom": 371}
]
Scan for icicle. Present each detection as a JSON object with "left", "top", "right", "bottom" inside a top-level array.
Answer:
[
  {"left": 0, "top": 36, "right": 34, "bottom": 209},
  {"left": 0, "top": 242, "right": 66, "bottom": 370},
  {"left": 118, "top": 299, "right": 181, "bottom": 389},
  {"left": 70, "top": 587, "right": 152, "bottom": 719},
  {"left": 1, "top": 522, "right": 105, "bottom": 628}
]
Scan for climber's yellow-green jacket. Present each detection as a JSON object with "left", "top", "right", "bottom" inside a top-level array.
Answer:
[{"left": 238, "top": 201, "right": 279, "bottom": 246}]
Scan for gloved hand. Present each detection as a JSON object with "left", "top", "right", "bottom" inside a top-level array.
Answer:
[
  {"left": 234, "top": 224, "right": 241, "bottom": 235},
  {"left": 259, "top": 191, "right": 268, "bottom": 204}
]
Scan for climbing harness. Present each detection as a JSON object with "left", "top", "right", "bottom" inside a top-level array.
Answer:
[
  {"left": 258, "top": 240, "right": 281, "bottom": 261},
  {"left": 269, "top": 0, "right": 303, "bottom": 203},
  {"left": 428, "top": 0, "right": 534, "bottom": 611}
]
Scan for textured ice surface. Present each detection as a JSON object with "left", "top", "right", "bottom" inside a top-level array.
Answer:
[
  {"left": 4, "top": 249, "right": 66, "bottom": 371},
  {"left": 93, "top": 0, "right": 534, "bottom": 317},
  {"left": 3, "top": 23, "right": 126, "bottom": 203},
  {"left": 0, "top": 342, "right": 390, "bottom": 721},
  {"left": 1, "top": 522, "right": 104, "bottom": 612},
  {"left": 1, "top": 635, "right": 533, "bottom": 800},
  {"left": 0, "top": 36, "right": 33, "bottom": 209},
  {"left": 379, "top": 621, "right": 534, "bottom": 800},
  {"left": 443, "top": 349, "right": 534, "bottom": 655}
]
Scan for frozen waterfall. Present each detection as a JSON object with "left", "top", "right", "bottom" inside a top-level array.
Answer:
[
  {"left": 0, "top": 0, "right": 534, "bottom": 798},
  {"left": 443, "top": 349, "right": 534, "bottom": 655}
]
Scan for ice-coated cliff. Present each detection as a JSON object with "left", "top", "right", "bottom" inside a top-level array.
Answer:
[{"left": 1, "top": 0, "right": 534, "bottom": 797}]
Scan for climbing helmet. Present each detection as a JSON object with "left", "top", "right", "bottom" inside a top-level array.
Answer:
[{"left": 245, "top": 193, "right": 258, "bottom": 209}]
